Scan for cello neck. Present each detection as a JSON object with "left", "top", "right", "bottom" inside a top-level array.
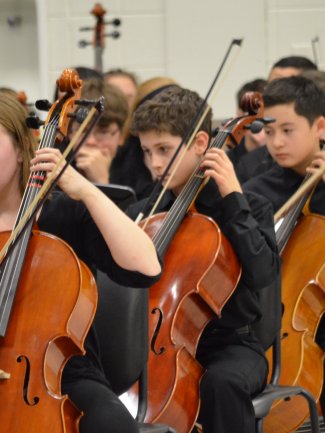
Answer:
[
  {"left": 275, "top": 174, "right": 312, "bottom": 254},
  {"left": 95, "top": 46, "right": 103, "bottom": 72},
  {"left": 0, "top": 103, "right": 65, "bottom": 337},
  {"left": 152, "top": 130, "right": 233, "bottom": 256}
]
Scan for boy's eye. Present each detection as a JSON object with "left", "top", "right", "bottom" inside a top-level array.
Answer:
[{"left": 142, "top": 149, "right": 151, "bottom": 156}]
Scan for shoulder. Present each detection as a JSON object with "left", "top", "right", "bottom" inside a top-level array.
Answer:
[{"left": 243, "top": 165, "right": 301, "bottom": 212}]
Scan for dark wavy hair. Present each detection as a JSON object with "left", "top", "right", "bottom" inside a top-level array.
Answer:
[{"left": 131, "top": 87, "right": 212, "bottom": 138}]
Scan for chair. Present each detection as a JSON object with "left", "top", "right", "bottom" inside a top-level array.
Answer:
[
  {"left": 94, "top": 271, "right": 178, "bottom": 433},
  {"left": 251, "top": 276, "right": 320, "bottom": 433}
]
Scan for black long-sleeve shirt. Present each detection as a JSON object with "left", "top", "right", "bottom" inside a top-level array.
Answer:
[
  {"left": 38, "top": 191, "right": 161, "bottom": 386},
  {"left": 243, "top": 164, "right": 325, "bottom": 349},
  {"left": 243, "top": 163, "right": 325, "bottom": 215},
  {"left": 227, "top": 139, "right": 274, "bottom": 183}
]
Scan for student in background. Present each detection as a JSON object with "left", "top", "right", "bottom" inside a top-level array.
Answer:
[
  {"left": 227, "top": 57, "right": 318, "bottom": 183},
  {"left": 268, "top": 55, "right": 317, "bottom": 81},
  {"left": 70, "top": 77, "right": 129, "bottom": 184},
  {"left": 104, "top": 68, "right": 139, "bottom": 109},
  {"left": 243, "top": 75, "right": 325, "bottom": 422},
  {"left": 243, "top": 75, "right": 325, "bottom": 213}
]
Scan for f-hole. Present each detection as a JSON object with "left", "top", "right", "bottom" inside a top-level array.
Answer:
[
  {"left": 150, "top": 307, "right": 165, "bottom": 355},
  {"left": 17, "top": 355, "right": 40, "bottom": 406}
]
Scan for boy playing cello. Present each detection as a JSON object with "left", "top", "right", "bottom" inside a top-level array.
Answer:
[{"left": 127, "top": 86, "right": 281, "bottom": 433}]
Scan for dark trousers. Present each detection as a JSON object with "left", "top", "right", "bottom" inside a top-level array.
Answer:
[
  {"left": 316, "top": 315, "right": 325, "bottom": 423},
  {"left": 63, "top": 378, "right": 139, "bottom": 433},
  {"left": 196, "top": 333, "right": 268, "bottom": 433}
]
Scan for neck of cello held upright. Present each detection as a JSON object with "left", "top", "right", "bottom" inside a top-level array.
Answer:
[{"left": 95, "top": 47, "right": 103, "bottom": 73}]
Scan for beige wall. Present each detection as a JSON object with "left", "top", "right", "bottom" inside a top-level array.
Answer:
[{"left": 1, "top": 0, "right": 325, "bottom": 118}]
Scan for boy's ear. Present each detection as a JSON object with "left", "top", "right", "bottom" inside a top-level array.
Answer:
[
  {"left": 193, "top": 131, "right": 209, "bottom": 155},
  {"left": 315, "top": 115, "right": 325, "bottom": 141}
]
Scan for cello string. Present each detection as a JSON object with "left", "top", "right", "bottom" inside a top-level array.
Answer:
[
  {"left": 151, "top": 130, "right": 225, "bottom": 243},
  {"left": 153, "top": 131, "right": 228, "bottom": 251},
  {"left": 17, "top": 118, "right": 59, "bottom": 221},
  {"left": 275, "top": 174, "right": 313, "bottom": 253},
  {"left": 153, "top": 129, "right": 236, "bottom": 251},
  {"left": 0, "top": 117, "right": 60, "bottom": 314},
  {"left": 152, "top": 135, "right": 223, "bottom": 250}
]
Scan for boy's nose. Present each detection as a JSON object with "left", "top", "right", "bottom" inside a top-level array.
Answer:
[
  {"left": 271, "top": 132, "right": 284, "bottom": 149},
  {"left": 150, "top": 154, "right": 162, "bottom": 169}
]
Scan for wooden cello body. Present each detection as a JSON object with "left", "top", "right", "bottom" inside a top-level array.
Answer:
[
  {"left": 0, "top": 68, "right": 100, "bottom": 432},
  {"left": 264, "top": 212, "right": 325, "bottom": 433},
  {"left": 0, "top": 230, "right": 97, "bottom": 432},
  {"left": 139, "top": 211, "right": 241, "bottom": 433}
]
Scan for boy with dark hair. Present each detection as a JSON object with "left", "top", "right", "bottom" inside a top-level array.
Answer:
[
  {"left": 244, "top": 75, "right": 325, "bottom": 213},
  {"left": 243, "top": 74, "right": 325, "bottom": 421},
  {"left": 268, "top": 55, "right": 317, "bottom": 81},
  {"left": 128, "top": 86, "right": 281, "bottom": 433}
]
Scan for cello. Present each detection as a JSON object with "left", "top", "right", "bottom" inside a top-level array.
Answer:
[
  {"left": 79, "top": 3, "right": 121, "bottom": 73},
  {"left": 0, "top": 69, "right": 98, "bottom": 432},
  {"left": 264, "top": 176, "right": 325, "bottom": 433},
  {"left": 127, "top": 93, "right": 265, "bottom": 433}
]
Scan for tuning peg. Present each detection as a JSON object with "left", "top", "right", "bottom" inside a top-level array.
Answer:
[
  {"left": 105, "top": 18, "right": 121, "bottom": 26},
  {"left": 26, "top": 116, "right": 45, "bottom": 130},
  {"left": 78, "top": 40, "right": 92, "bottom": 48},
  {"left": 262, "top": 117, "right": 276, "bottom": 124},
  {"left": 68, "top": 107, "right": 89, "bottom": 124},
  {"left": 75, "top": 99, "right": 99, "bottom": 106},
  {"left": 244, "top": 120, "right": 264, "bottom": 134},
  {"left": 79, "top": 26, "right": 94, "bottom": 31},
  {"left": 244, "top": 117, "right": 276, "bottom": 134},
  {"left": 104, "top": 30, "right": 120, "bottom": 39},
  {"left": 35, "top": 99, "right": 52, "bottom": 111}
]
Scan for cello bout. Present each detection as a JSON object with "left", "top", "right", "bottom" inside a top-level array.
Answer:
[{"left": 0, "top": 230, "right": 97, "bottom": 433}]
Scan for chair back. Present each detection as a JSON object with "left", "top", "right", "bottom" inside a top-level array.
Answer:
[
  {"left": 251, "top": 273, "right": 282, "bottom": 351},
  {"left": 94, "top": 270, "right": 149, "bottom": 395}
]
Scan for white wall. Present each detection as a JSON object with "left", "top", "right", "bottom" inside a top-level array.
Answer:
[
  {"left": 1, "top": 0, "right": 325, "bottom": 119},
  {"left": 165, "top": 0, "right": 267, "bottom": 117},
  {"left": 0, "top": 0, "right": 39, "bottom": 102}
]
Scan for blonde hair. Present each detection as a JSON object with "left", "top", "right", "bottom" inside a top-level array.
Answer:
[
  {"left": 0, "top": 94, "right": 36, "bottom": 193},
  {"left": 123, "top": 76, "right": 179, "bottom": 141},
  {"left": 133, "top": 76, "right": 178, "bottom": 111}
]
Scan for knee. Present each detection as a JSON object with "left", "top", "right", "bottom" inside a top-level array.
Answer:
[{"left": 200, "top": 367, "right": 236, "bottom": 397}]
